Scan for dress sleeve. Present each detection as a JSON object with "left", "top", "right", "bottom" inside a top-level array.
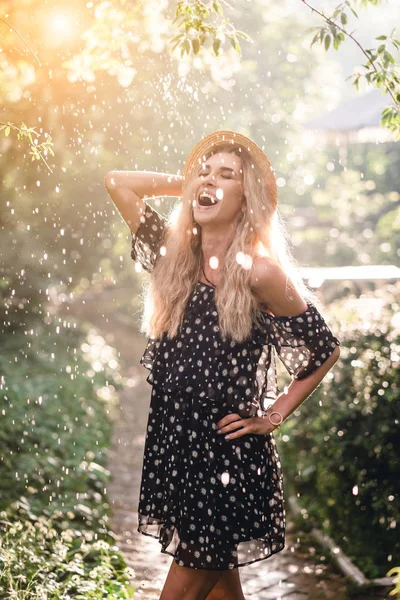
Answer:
[
  {"left": 130, "top": 203, "right": 166, "bottom": 273},
  {"left": 269, "top": 300, "right": 341, "bottom": 380}
]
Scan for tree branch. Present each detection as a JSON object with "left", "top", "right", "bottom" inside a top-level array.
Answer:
[
  {"left": 0, "top": 17, "right": 41, "bottom": 66},
  {"left": 300, "top": 0, "right": 398, "bottom": 107}
]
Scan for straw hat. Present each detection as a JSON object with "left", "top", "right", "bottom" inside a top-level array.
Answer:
[{"left": 182, "top": 129, "right": 278, "bottom": 208}]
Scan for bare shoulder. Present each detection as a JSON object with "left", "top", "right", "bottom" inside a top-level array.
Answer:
[
  {"left": 250, "top": 256, "right": 282, "bottom": 285},
  {"left": 250, "top": 256, "right": 308, "bottom": 317}
]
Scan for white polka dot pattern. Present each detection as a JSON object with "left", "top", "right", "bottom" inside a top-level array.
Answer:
[
  {"left": 131, "top": 204, "right": 166, "bottom": 272},
  {"left": 131, "top": 203, "right": 340, "bottom": 570}
]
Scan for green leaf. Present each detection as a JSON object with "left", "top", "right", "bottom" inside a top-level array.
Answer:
[
  {"left": 212, "top": 1, "right": 223, "bottom": 16},
  {"left": 192, "top": 38, "right": 201, "bottom": 54},
  {"left": 340, "top": 12, "right": 348, "bottom": 25},
  {"left": 349, "top": 6, "right": 358, "bottom": 18},
  {"left": 324, "top": 35, "right": 331, "bottom": 51},
  {"left": 375, "top": 35, "right": 387, "bottom": 40},
  {"left": 5, "top": 127, "right": 10, "bottom": 137},
  {"left": 213, "top": 38, "right": 221, "bottom": 56},
  {"left": 235, "top": 30, "right": 253, "bottom": 42},
  {"left": 229, "top": 35, "right": 241, "bottom": 53},
  {"left": 170, "top": 33, "right": 184, "bottom": 43}
]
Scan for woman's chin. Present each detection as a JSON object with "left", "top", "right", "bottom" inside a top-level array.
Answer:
[{"left": 193, "top": 203, "right": 222, "bottom": 225}]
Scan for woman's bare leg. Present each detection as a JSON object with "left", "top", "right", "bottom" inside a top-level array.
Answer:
[
  {"left": 205, "top": 568, "right": 246, "bottom": 600},
  {"left": 159, "top": 560, "right": 226, "bottom": 600}
]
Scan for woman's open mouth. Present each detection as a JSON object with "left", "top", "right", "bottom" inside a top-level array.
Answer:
[{"left": 197, "top": 192, "right": 219, "bottom": 207}]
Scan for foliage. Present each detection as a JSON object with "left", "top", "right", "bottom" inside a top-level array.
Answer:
[
  {"left": 304, "top": 0, "right": 400, "bottom": 138},
  {"left": 0, "top": 321, "right": 133, "bottom": 597},
  {"left": 0, "top": 322, "right": 120, "bottom": 516},
  {"left": 171, "top": 0, "right": 252, "bottom": 57},
  {"left": 1, "top": 0, "right": 399, "bottom": 170},
  {"left": 0, "top": 0, "right": 344, "bottom": 340},
  {"left": 278, "top": 283, "right": 400, "bottom": 579},
  {"left": 0, "top": 0, "right": 398, "bottom": 356},
  {"left": 0, "top": 122, "right": 54, "bottom": 172},
  {"left": 0, "top": 504, "right": 134, "bottom": 600},
  {"left": 300, "top": 164, "right": 400, "bottom": 266},
  {"left": 174, "top": 0, "right": 400, "bottom": 137},
  {"left": 0, "top": 1, "right": 398, "bottom": 588},
  {"left": 61, "top": 1, "right": 162, "bottom": 86},
  {"left": 0, "top": 15, "right": 53, "bottom": 170}
]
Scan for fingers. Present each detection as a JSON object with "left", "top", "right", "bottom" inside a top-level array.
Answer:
[
  {"left": 215, "top": 414, "right": 275, "bottom": 440},
  {"left": 216, "top": 413, "right": 255, "bottom": 440},
  {"left": 216, "top": 413, "right": 242, "bottom": 432},
  {"left": 222, "top": 425, "right": 252, "bottom": 441}
]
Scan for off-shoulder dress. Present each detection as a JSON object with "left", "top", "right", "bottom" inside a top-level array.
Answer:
[{"left": 130, "top": 203, "right": 341, "bottom": 571}]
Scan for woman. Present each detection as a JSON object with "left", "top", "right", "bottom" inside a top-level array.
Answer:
[{"left": 105, "top": 130, "right": 341, "bottom": 600}]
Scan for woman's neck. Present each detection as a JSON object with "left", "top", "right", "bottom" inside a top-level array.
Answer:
[
  {"left": 200, "top": 223, "right": 235, "bottom": 265},
  {"left": 200, "top": 223, "right": 236, "bottom": 286}
]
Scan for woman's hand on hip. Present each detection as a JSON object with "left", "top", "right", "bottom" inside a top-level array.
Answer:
[{"left": 215, "top": 413, "right": 277, "bottom": 440}]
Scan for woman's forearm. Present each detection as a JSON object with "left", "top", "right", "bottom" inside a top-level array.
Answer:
[
  {"left": 271, "top": 347, "right": 340, "bottom": 422},
  {"left": 105, "top": 170, "right": 184, "bottom": 199}
]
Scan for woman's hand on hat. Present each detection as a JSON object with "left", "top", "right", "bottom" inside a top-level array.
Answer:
[{"left": 215, "top": 412, "right": 278, "bottom": 440}]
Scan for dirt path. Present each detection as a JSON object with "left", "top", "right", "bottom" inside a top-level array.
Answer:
[{"left": 58, "top": 288, "right": 390, "bottom": 600}]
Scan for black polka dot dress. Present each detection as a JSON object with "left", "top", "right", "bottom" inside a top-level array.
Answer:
[{"left": 131, "top": 204, "right": 341, "bottom": 571}]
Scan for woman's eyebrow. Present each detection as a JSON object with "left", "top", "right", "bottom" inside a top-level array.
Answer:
[{"left": 200, "top": 165, "right": 237, "bottom": 175}]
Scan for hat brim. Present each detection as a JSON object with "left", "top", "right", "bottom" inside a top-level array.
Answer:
[{"left": 182, "top": 130, "right": 278, "bottom": 208}]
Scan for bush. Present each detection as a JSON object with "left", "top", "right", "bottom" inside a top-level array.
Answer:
[
  {"left": 0, "top": 321, "right": 134, "bottom": 598},
  {"left": 0, "top": 504, "right": 134, "bottom": 600},
  {"left": 279, "top": 283, "right": 400, "bottom": 579}
]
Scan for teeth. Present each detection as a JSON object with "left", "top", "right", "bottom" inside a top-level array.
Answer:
[{"left": 198, "top": 192, "right": 218, "bottom": 206}]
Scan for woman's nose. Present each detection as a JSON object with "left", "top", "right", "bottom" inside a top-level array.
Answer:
[{"left": 201, "top": 172, "right": 216, "bottom": 184}]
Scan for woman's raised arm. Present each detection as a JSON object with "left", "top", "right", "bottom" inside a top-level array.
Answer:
[{"left": 104, "top": 170, "right": 183, "bottom": 234}]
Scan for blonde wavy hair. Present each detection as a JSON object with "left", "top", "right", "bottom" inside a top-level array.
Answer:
[{"left": 142, "top": 142, "right": 318, "bottom": 342}]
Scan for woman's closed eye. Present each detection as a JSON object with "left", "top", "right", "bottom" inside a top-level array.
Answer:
[{"left": 199, "top": 173, "right": 231, "bottom": 179}]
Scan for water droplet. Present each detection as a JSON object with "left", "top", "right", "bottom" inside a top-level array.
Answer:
[
  {"left": 209, "top": 256, "right": 218, "bottom": 270},
  {"left": 221, "top": 472, "right": 230, "bottom": 486}
]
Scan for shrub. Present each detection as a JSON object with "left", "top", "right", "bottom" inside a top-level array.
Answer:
[
  {"left": 0, "top": 503, "right": 134, "bottom": 600},
  {"left": 0, "top": 321, "right": 134, "bottom": 598},
  {"left": 279, "top": 283, "right": 400, "bottom": 579}
]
